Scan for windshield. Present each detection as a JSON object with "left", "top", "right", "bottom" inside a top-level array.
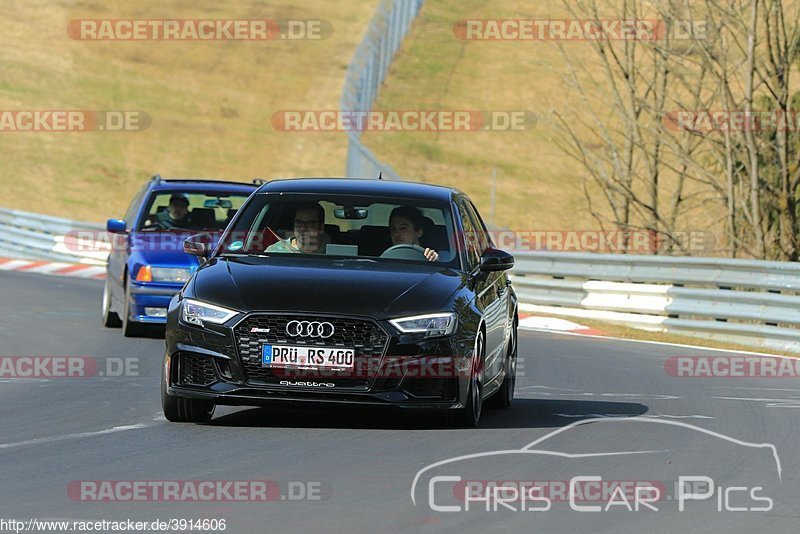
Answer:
[
  {"left": 217, "top": 193, "right": 460, "bottom": 267},
  {"left": 137, "top": 190, "right": 251, "bottom": 232}
]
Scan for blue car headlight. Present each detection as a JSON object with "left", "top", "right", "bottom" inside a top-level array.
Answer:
[
  {"left": 151, "top": 267, "right": 192, "bottom": 283},
  {"left": 181, "top": 299, "right": 238, "bottom": 327}
]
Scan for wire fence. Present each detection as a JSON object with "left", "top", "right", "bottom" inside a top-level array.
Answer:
[{"left": 341, "top": 0, "right": 425, "bottom": 179}]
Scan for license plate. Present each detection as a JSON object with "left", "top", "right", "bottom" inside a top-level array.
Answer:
[{"left": 262, "top": 344, "right": 355, "bottom": 369}]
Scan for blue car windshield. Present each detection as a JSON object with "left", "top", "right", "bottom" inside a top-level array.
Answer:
[{"left": 137, "top": 191, "right": 251, "bottom": 232}]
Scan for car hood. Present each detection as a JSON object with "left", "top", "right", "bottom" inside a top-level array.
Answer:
[
  {"left": 129, "top": 232, "right": 206, "bottom": 269},
  {"left": 191, "top": 255, "right": 466, "bottom": 318}
]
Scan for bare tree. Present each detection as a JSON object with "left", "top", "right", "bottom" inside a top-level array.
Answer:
[{"left": 554, "top": 0, "right": 800, "bottom": 259}]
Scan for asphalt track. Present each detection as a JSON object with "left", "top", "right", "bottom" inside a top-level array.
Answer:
[{"left": 0, "top": 271, "right": 798, "bottom": 533}]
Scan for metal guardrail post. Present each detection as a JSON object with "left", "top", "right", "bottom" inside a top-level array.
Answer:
[{"left": 341, "top": 0, "right": 425, "bottom": 179}]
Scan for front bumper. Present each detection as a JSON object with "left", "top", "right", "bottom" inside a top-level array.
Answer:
[
  {"left": 167, "top": 382, "right": 464, "bottom": 410},
  {"left": 164, "top": 310, "right": 475, "bottom": 409},
  {"left": 128, "top": 282, "right": 183, "bottom": 323}
]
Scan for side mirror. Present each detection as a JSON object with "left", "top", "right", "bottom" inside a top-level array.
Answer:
[
  {"left": 106, "top": 219, "right": 127, "bottom": 233},
  {"left": 479, "top": 248, "right": 514, "bottom": 272},
  {"left": 184, "top": 233, "right": 211, "bottom": 257}
]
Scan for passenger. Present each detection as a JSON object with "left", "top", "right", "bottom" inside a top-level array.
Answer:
[
  {"left": 266, "top": 203, "right": 330, "bottom": 254},
  {"left": 388, "top": 206, "right": 439, "bottom": 262}
]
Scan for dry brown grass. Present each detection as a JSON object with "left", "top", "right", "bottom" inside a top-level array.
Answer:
[
  {"left": 361, "top": 1, "right": 603, "bottom": 231},
  {"left": 0, "top": 0, "right": 378, "bottom": 221}
]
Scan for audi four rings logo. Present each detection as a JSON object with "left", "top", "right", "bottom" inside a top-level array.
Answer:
[{"left": 285, "top": 320, "right": 335, "bottom": 338}]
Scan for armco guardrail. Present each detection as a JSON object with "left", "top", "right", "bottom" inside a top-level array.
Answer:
[
  {"left": 0, "top": 208, "right": 108, "bottom": 265},
  {"left": 4, "top": 205, "right": 799, "bottom": 353},
  {"left": 511, "top": 251, "right": 800, "bottom": 354},
  {"left": 341, "top": 0, "right": 424, "bottom": 179}
]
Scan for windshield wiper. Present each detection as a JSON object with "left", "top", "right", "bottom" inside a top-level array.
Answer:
[
  {"left": 219, "top": 252, "right": 270, "bottom": 258},
  {"left": 335, "top": 257, "right": 378, "bottom": 263}
]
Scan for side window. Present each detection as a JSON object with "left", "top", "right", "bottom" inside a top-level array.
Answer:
[
  {"left": 458, "top": 200, "right": 481, "bottom": 270},
  {"left": 465, "top": 200, "right": 490, "bottom": 252},
  {"left": 244, "top": 203, "right": 273, "bottom": 252},
  {"left": 124, "top": 189, "right": 146, "bottom": 227}
]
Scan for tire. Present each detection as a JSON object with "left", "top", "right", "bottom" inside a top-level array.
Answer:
[
  {"left": 488, "top": 320, "right": 517, "bottom": 409},
  {"left": 101, "top": 277, "right": 122, "bottom": 328},
  {"left": 449, "top": 331, "right": 485, "bottom": 428},
  {"left": 161, "top": 356, "right": 215, "bottom": 423},
  {"left": 122, "top": 280, "right": 145, "bottom": 338}
]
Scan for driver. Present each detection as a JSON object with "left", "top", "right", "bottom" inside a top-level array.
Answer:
[
  {"left": 266, "top": 203, "right": 330, "bottom": 254},
  {"left": 388, "top": 206, "right": 439, "bottom": 262},
  {"left": 155, "top": 193, "right": 192, "bottom": 229}
]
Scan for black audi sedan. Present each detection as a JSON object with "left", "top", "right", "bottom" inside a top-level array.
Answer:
[{"left": 162, "top": 178, "right": 518, "bottom": 426}]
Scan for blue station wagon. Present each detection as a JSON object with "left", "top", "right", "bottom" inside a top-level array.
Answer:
[{"left": 101, "top": 175, "right": 258, "bottom": 336}]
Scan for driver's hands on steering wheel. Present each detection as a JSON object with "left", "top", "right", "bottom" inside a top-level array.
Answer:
[
  {"left": 380, "top": 243, "right": 439, "bottom": 261},
  {"left": 423, "top": 248, "right": 439, "bottom": 262}
]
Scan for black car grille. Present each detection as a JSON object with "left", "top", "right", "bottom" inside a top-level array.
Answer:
[
  {"left": 178, "top": 352, "right": 218, "bottom": 386},
  {"left": 234, "top": 314, "right": 390, "bottom": 389}
]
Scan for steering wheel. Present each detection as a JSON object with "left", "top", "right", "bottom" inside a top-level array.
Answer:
[{"left": 379, "top": 243, "right": 428, "bottom": 260}]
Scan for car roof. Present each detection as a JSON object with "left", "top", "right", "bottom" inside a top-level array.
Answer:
[
  {"left": 149, "top": 178, "right": 258, "bottom": 193},
  {"left": 256, "top": 178, "right": 462, "bottom": 202}
]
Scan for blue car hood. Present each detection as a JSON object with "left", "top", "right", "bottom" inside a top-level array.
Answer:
[{"left": 129, "top": 231, "right": 209, "bottom": 269}]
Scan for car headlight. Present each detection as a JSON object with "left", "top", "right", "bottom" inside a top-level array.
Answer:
[
  {"left": 389, "top": 313, "right": 457, "bottom": 338},
  {"left": 151, "top": 267, "right": 192, "bottom": 283},
  {"left": 181, "top": 299, "right": 238, "bottom": 326}
]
